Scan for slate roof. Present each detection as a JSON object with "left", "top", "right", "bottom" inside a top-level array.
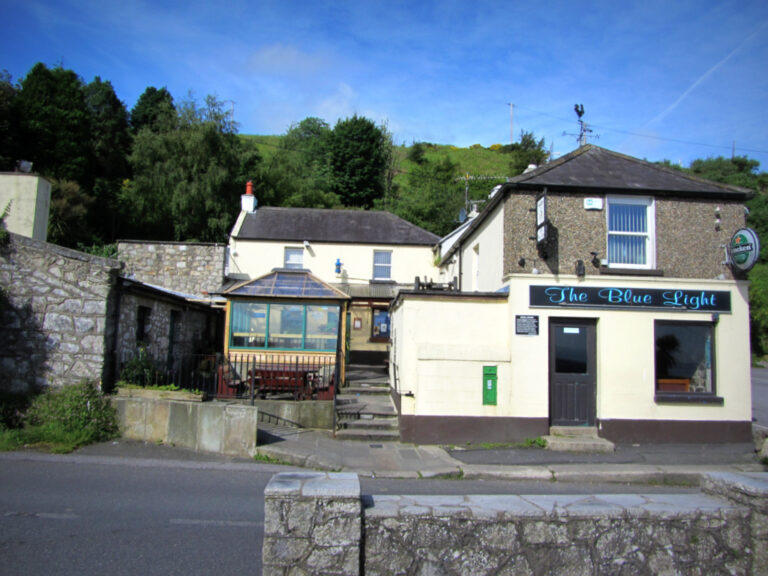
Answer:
[
  {"left": 235, "top": 207, "right": 440, "bottom": 246},
  {"left": 439, "top": 145, "right": 754, "bottom": 265},
  {"left": 510, "top": 145, "right": 754, "bottom": 198}
]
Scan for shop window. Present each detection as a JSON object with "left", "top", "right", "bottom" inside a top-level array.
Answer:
[
  {"left": 373, "top": 250, "right": 392, "bottom": 280},
  {"left": 229, "top": 301, "right": 339, "bottom": 352},
  {"left": 284, "top": 247, "right": 303, "bottom": 270},
  {"left": 371, "top": 309, "right": 390, "bottom": 341},
  {"left": 607, "top": 196, "right": 655, "bottom": 268},
  {"left": 655, "top": 321, "right": 719, "bottom": 402}
]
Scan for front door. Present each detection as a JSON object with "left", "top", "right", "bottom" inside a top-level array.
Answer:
[{"left": 549, "top": 318, "right": 596, "bottom": 427}]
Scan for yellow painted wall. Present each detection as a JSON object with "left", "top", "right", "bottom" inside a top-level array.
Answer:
[
  {"left": 0, "top": 174, "right": 51, "bottom": 241},
  {"left": 391, "top": 275, "right": 752, "bottom": 424},
  {"left": 228, "top": 238, "right": 436, "bottom": 285}
]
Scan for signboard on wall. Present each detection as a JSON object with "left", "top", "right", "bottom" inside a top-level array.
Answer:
[
  {"left": 530, "top": 285, "right": 731, "bottom": 313},
  {"left": 515, "top": 315, "right": 539, "bottom": 335},
  {"left": 729, "top": 228, "right": 760, "bottom": 273}
]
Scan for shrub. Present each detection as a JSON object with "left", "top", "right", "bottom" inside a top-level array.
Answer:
[
  {"left": 16, "top": 380, "right": 119, "bottom": 452},
  {"left": 119, "top": 346, "right": 165, "bottom": 386}
]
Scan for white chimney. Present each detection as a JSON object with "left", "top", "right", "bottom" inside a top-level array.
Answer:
[{"left": 241, "top": 180, "right": 256, "bottom": 213}]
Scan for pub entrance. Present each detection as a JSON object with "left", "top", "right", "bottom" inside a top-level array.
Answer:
[{"left": 549, "top": 318, "right": 597, "bottom": 427}]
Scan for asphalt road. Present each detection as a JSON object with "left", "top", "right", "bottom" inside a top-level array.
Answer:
[
  {"left": 752, "top": 366, "right": 768, "bottom": 427},
  {"left": 0, "top": 450, "right": 700, "bottom": 576}
]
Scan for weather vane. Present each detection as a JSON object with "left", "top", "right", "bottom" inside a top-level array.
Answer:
[{"left": 563, "top": 104, "right": 598, "bottom": 146}]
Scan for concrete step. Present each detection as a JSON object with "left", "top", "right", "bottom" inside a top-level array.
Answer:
[
  {"left": 544, "top": 435, "right": 615, "bottom": 453},
  {"left": 549, "top": 426, "right": 600, "bottom": 438},
  {"left": 342, "top": 385, "right": 390, "bottom": 395},
  {"left": 335, "top": 428, "right": 401, "bottom": 442},
  {"left": 343, "top": 418, "right": 399, "bottom": 432}
]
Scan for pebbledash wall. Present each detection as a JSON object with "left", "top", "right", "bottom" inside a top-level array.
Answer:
[
  {"left": 262, "top": 471, "right": 768, "bottom": 576},
  {"left": 117, "top": 240, "right": 226, "bottom": 296},
  {"left": 0, "top": 233, "right": 121, "bottom": 392}
]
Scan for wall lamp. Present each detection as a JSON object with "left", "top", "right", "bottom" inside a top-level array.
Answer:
[{"left": 575, "top": 259, "right": 586, "bottom": 278}]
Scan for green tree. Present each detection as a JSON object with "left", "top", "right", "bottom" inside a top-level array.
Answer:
[
  {"left": 328, "top": 115, "right": 392, "bottom": 208},
  {"left": 0, "top": 70, "right": 18, "bottom": 171},
  {"left": 130, "top": 86, "right": 176, "bottom": 133},
  {"left": 15, "top": 63, "right": 92, "bottom": 184},
  {"left": 391, "top": 155, "right": 460, "bottom": 236},
  {"left": 500, "top": 130, "right": 548, "bottom": 175},
  {"left": 47, "top": 179, "right": 93, "bottom": 246},
  {"left": 262, "top": 117, "right": 338, "bottom": 207},
  {"left": 83, "top": 77, "right": 131, "bottom": 242},
  {"left": 123, "top": 94, "right": 260, "bottom": 241}
]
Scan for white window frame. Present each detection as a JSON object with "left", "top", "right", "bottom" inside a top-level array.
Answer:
[
  {"left": 284, "top": 247, "right": 304, "bottom": 270},
  {"left": 373, "top": 250, "right": 392, "bottom": 280},
  {"left": 606, "top": 196, "right": 655, "bottom": 269}
]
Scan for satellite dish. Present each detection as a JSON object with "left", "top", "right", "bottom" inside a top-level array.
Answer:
[{"left": 458, "top": 208, "right": 467, "bottom": 223}]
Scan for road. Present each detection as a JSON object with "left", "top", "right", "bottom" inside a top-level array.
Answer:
[
  {"left": 0, "top": 371, "right": 764, "bottom": 575},
  {"left": 0, "top": 451, "right": 700, "bottom": 576},
  {"left": 752, "top": 366, "right": 768, "bottom": 427}
]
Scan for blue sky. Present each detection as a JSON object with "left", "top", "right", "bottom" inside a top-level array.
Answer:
[{"left": 2, "top": 0, "right": 768, "bottom": 170}]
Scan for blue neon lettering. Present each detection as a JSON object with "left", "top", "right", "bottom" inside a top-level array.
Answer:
[{"left": 598, "top": 288, "right": 652, "bottom": 305}]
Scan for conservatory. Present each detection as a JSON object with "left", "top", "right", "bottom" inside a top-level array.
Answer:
[{"left": 220, "top": 269, "right": 350, "bottom": 400}]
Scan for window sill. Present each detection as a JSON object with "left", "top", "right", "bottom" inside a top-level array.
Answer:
[
  {"left": 600, "top": 267, "right": 664, "bottom": 277},
  {"left": 654, "top": 393, "right": 723, "bottom": 405}
]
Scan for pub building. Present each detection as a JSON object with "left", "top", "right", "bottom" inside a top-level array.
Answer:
[{"left": 390, "top": 146, "right": 758, "bottom": 445}]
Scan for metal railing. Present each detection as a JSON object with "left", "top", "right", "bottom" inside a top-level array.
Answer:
[{"left": 115, "top": 351, "right": 337, "bottom": 403}]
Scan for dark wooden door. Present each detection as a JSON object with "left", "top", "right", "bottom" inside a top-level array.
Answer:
[{"left": 549, "top": 319, "right": 596, "bottom": 427}]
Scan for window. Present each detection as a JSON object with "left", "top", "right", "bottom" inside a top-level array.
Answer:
[
  {"left": 371, "top": 308, "right": 390, "bottom": 341},
  {"left": 229, "top": 301, "right": 340, "bottom": 352},
  {"left": 655, "top": 321, "right": 718, "bottom": 400},
  {"left": 373, "top": 250, "right": 392, "bottom": 280},
  {"left": 137, "top": 306, "right": 151, "bottom": 344},
  {"left": 284, "top": 247, "right": 303, "bottom": 270},
  {"left": 606, "top": 196, "right": 655, "bottom": 268}
]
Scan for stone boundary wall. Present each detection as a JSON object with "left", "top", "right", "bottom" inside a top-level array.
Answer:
[
  {"left": 0, "top": 233, "right": 121, "bottom": 393},
  {"left": 262, "top": 472, "right": 768, "bottom": 576},
  {"left": 113, "top": 396, "right": 258, "bottom": 458},
  {"left": 117, "top": 240, "right": 225, "bottom": 296}
]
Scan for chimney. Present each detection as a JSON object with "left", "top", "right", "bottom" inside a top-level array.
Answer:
[{"left": 241, "top": 180, "right": 256, "bottom": 213}]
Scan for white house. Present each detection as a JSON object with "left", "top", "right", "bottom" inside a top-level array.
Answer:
[{"left": 226, "top": 185, "right": 439, "bottom": 364}]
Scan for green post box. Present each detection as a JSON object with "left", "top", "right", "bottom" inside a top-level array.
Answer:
[{"left": 483, "top": 366, "right": 497, "bottom": 406}]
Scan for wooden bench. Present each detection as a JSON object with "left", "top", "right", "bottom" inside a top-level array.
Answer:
[
  {"left": 251, "top": 368, "right": 311, "bottom": 400},
  {"left": 657, "top": 378, "right": 690, "bottom": 392}
]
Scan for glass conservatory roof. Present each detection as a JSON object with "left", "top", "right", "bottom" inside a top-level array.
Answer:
[{"left": 224, "top": 270, "right": 350, "bottom": 300}]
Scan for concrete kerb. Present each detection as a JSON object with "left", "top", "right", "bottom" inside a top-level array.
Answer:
[{"left": 256, "top": 437, "right": 766, "bottom": 482}]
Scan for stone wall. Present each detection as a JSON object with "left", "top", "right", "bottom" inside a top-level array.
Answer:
[
  {"left": 502, "top": 192, "right": 744, "bottom": 280},
  {"left": 0, "top": 233, "right": 121, "bottom": 393},
  {"left": 263, "top": 471, "right": 768, "bottom": 576},
  {"left": 115, "top": 287, "right": 218, "bottom": 372},
  {"left": 117, "top": 240, "right": 226, "bottom": 296}
]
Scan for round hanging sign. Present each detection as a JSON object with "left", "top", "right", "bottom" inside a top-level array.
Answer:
[{"left": 729, "top": 227, "right": 760, "bottom": 273}]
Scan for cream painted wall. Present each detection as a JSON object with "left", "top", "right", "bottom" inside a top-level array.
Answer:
[
  {"left": 391, "top": 274, "right": 752, "bottom": 424},
  {"left": 0, "top": 174, "right": 51, "bottom": 241},
  {"left": 456, "top": 202, "right": 505, "bottom": 292},
  {"left": 228, "top": 237, "right": 437, "bottom": 285},
  {"left": 390, "top": 295, "right": 510, "bottom": 417},
  {"left": 504, "top": 275, "right": 751, "bottom": 424}
]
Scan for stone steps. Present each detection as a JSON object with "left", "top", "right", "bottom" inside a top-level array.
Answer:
[
  {"left": 337, "top": 364, "right": 400, "bottom": 441},
  {"left": 545, "top": 426, "right": 615, "bottom": 453}
]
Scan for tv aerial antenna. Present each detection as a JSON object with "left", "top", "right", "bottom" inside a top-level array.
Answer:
[{"left": 563, "top": 104, "right": 599, "bottom": 146}]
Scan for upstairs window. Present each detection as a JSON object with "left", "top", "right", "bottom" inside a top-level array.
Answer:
[
  {"left": 606, "top": 196, "right": 655, "bottom": 269},
  {"left": 373, "top": 250, "right": 392, "bottom": 280},
  {"left": 284, "top": 247, "right": 303, "bottom": 270}
]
